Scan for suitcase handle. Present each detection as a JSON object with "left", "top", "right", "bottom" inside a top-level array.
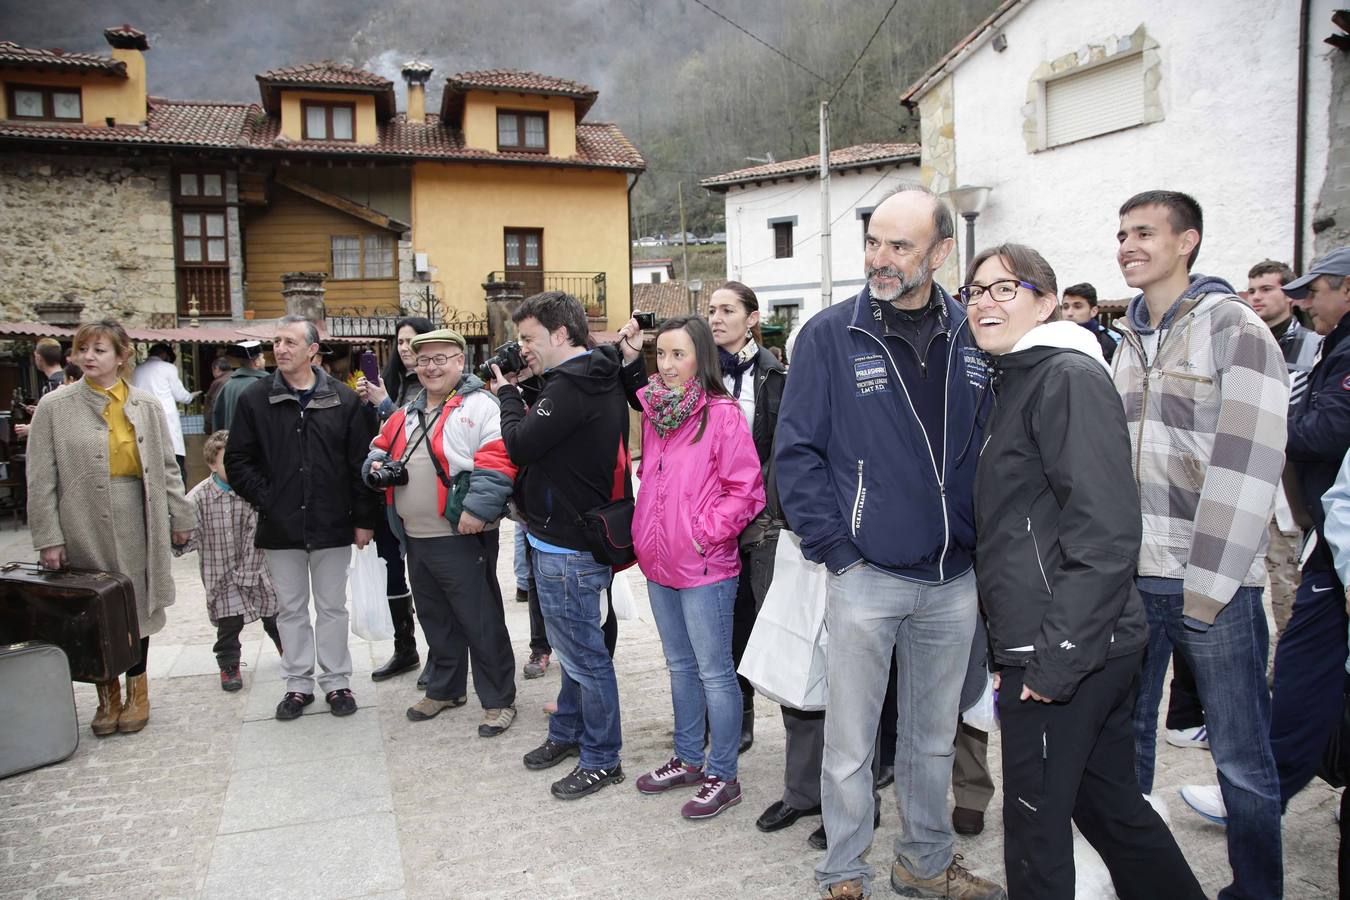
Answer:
[{"left": 2, "top": 561, "right": 68, "bottom": 575}]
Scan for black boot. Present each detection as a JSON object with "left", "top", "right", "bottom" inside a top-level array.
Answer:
[
  {"left": 738, "top": 696, "right": 754, "bottom": 755},
  {"left": 372, "top": 593, "right": 419, "bottom": 681}
]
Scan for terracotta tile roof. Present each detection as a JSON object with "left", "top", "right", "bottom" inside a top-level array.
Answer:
[
  {"left": 701, "top": 142, "right": 920, "bottom": 191},
  {"left": 633, "top": 258, "right": 673, "bottom": 266},
  {"left": 633, "top": 279, "right": 728, "bottom": 324},
  {"left": 899, "top": 0, "right": 1026, "bottom": 104},
  {"left": 256, "top": 61, "right": 396, "bottom": 116},
  {"left": 441, "top": 69, "right": 598, "bottom": 122},
  {"left": 0, "top": 102, "right": 643, "bottom": 171},
  {"left": 0, "top": 40, "right": 126, "bottom": 76}
]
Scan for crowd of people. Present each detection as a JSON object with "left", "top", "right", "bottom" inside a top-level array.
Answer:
[{"left": 18, "top": 182, "right": 1350, "bottom": 900}]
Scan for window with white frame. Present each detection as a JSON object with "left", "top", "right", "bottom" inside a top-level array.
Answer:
[{"left": 1042, "top": 52, "right": 1146, "bottom": 149}]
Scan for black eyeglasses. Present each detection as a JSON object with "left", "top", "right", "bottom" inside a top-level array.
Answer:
[
  {"left": 414, "top": 353, "right": 464, "bottom": 368},
  {"left": 956, "top": 279, "right": 1039, "bottom": 306}
]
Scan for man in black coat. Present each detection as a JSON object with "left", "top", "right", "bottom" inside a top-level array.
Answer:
[{"left": 225, "top": 315, "right": 379, "bottom": 721}]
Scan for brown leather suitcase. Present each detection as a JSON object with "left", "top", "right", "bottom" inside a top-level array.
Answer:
[
  {"left": 0, "top": 563, "right": 141, "bottom": 683},
  {"left": 0, "top": 642, "right": 79, "bottom": 779}
]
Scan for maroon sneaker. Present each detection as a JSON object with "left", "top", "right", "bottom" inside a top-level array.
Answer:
[
  {"left": 219, "top": 665, "right": 243, "bottom": 692},
  {"left": 681, "top": 775, "right": 742, "bottom": 819},
  {"left": 635, "top": 757, "right": 704, "bottom": 794}
]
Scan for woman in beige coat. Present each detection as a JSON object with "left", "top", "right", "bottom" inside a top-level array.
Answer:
[{"left": 26, "top": 319, "right": 195, "bottom": 736}]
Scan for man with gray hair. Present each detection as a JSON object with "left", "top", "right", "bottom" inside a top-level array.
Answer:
[
  {"left": 775, "top": 186, "right": 1002, "bottom": 899},
  {"left": 224, "top": 315, "right": 379, "bottom": 720}
]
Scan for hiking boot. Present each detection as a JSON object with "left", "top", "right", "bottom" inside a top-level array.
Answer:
[
  {"left": 551, "top": 764, "right": 625, "bottom": 800},
  {"left": 820, "top": 879, "right": 865, "bottom": 900},
  {"left": 406, "top": 695, "right": 466, "bottom": 721},
  {"left": 890, "top": 854, "right": 1006, "bottom": 899},
  {"left": 523, "top": 651, "right": 551, "bottom": 679},
  {"left": 275, "top": 691, "right": 315, "bottom": 720},
  {"left": 479, "top": 706, "right": 517, "bottom": 737},
  {"left": 524, "top": 738, "right": 580, "bottom": 771},
  {"left": 680, "top": 775, "right": 742, "bottom": 819},
  {"left": 325, "top": 688, "right": 357, "bottom": 717},
  {"left": 635, "top": 756, "right": 703, "bottom": 794},
  {"left": 220, "top": 665, "right": 243, "bottom": 692}
]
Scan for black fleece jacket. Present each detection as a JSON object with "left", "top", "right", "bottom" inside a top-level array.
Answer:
[
  {"left": 973, "top": 344, "right": 1148, "bottom": 701},
  {"left": 498, "top": 344, "right": 639, "bottom": 551}
]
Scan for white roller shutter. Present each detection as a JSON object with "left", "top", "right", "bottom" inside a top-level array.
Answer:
[{"left": 1044, "top": 53, "right": 1145, "bottom": 148}]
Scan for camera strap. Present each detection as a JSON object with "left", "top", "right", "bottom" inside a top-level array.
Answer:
[{"left": 412, "top": 404, "right": 454, "bottom": 489}]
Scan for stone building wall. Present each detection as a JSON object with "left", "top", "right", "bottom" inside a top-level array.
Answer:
[
  {"left": 1314, "top": 48, "right": 1349, "bottom": 257},
  {"left": 0, "top": 154, "right": 175, "bottom": 326}
]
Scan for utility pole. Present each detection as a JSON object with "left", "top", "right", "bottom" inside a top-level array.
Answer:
[
  {"left": 819, "top": 101, "right": 833, "bottom": 308},
  {"left": 677, "top": 181, "right": 691, "bottom": 304}
]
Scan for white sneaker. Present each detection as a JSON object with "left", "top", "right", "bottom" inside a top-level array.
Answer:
[
  {"left": 1165, "top": 725, "right": 1210, "bottom": 750},
  {"left": 1180, "top": 784, "right": 1227, "bottom": 826}
]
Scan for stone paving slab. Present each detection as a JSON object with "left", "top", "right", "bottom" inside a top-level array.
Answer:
[{"left": 217, "top": 752, "right": 394, "bottom": 835}]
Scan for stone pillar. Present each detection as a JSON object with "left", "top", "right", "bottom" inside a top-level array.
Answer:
[
  {"left": 281, "top": 271, "right": 327, "bottom": 323},
  {"left": 226, "top": 170, "right": 245, "bottom": 321},
  {"left": 484, "top": 279, "right": 524, "bottom": 348}
]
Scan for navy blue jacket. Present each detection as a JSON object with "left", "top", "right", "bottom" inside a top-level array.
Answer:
[
  {"left": 1289, "top": 312, "right": 1350, "bottom": 575},
  {"left": 776, "top": 284, "right": 992, "bottom": 583}
]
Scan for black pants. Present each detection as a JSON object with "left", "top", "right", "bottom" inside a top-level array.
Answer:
[
  {"left": 213, "top": 614, "right": 281, "bottom": 668},
  {"left": 1165, "top": 649, "right": 1204, "bottom": 730},
  {"left": 125, "top": 637, "right": 150, "bottom": 677},
  {"left": 405, "top": 531, "right": 516, "bottom": 709},
  {"left": 999, "top": 651, "right": 1202, "bottom": 900}
]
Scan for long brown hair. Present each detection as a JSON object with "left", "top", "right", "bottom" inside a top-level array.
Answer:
[
  {"left": 655, "top": 316, "right": 730, "bottom": 444},
  {"left": 72, "top": 318, "right": 135, "bottom": 379},
  {"left": 712, "top": 281, "right": 764, "bottom": 345}
]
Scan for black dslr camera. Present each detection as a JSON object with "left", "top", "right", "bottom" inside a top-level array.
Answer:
[
  {"left": 476, "top": 340, "right": 528, "bottom": 381},
  {"left": 366, "top": 459, "right": 409, "bottom": 489}
]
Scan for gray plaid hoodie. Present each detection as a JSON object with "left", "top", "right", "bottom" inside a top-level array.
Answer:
[{"left": 1112, "top": 275, "right": 1290, "bottom": 624}]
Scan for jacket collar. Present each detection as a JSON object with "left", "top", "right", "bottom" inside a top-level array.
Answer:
[
  {"left": 848, "top": 281, "right": 960, "bottom": 336},
  {"left": 267, "top": 366, "right": 340, "bottom": 408}
]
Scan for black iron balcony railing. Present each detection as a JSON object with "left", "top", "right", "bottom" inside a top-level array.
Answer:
[{"left": 486, "top": 270, "right": 606, "bottom": 319}]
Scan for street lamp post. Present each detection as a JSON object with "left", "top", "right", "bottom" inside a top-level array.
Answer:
[
  {"left": 943, "top": 185, "right": 992, "bottom": 278},
  {"left": 688, "top": 278, "right": 703, "bottom": 316}
]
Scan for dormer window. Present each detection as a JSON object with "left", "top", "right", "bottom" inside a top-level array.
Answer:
[
  {"left": 301, "top": 100, "right": 355, "bottom": 141},
  {"left": 497, "top": 110, "right": 547, "bottom": 152},
  {"left": 7, "top": 84, "right": 82, "bottom": 121}
]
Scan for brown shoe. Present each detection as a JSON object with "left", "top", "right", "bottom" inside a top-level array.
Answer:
[
  {"left": 117, "top": 673, "right": 149, "bottom": 733},
  {"left": 91, "top": 679, "right": 121, "bottom": 737},
  {"left": 820, "top": 879, "right": 865, "bottom": 899},
  {"left": 891, "top": 854, "right": 1006, "bottom": 899},
  {"left": 952, "top": 806, "right": 985, "bottom": 835},
  {"left": 405, "top": 695, "right": 466, "bottom": 722},
  {"left": 478, "top": 706, "right": 517, "bottom": 737}
]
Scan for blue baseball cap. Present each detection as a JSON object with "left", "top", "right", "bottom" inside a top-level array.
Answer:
[{"left": 1282, "top": 247, "right": 1350, "bottom": 299}]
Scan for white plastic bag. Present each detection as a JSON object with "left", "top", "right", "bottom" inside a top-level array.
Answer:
[
  {"left": 960, "top": 671, "right": 998, "bottom": 733},
  {"left": 737, "top": 532, "right": 829, "bottom": 711},
  {"left": 610, "top": 570, "right": 641, "bottom": 621},
  {"left": 348, "top": 544, "right": 394, "bottom": 641}
]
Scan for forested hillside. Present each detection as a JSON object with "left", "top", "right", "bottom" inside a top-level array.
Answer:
[{"left": 4, "top": 0, "right": 1001, "bottom": 234}]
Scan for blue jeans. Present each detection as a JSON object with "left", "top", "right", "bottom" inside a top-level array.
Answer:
[
  {"left": 513, "top": 525, "right": 533, "bottom": 593},
  {"left": 816, "top": 566, "right": 977, "bottom": 895},
  {"left": 646, "top": 578, "right": 740, "bottom": 781},
  {"left": 1132, "top": 585, "right": 1282, "bottom": 900},
  {"left": 533, "top": 549, "right": 622, "bottom": 770}
]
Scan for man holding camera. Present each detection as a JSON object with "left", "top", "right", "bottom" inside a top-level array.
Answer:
[
  {"left": 363, "top": 328, "right": 519, "bottom": 735},
  {"left": 491, "top": 292, "right": 641, "bottom": 800}
]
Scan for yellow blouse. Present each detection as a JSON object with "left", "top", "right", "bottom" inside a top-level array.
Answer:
[{"left": 86, "top": 378, "right": 143, "bottom": 478}]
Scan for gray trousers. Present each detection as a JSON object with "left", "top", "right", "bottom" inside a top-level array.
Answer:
[
  {"left": 266, "top": 546, "right": 353, "bottom": 695},
  {"left": 952, "top": 722, "right": 994, "bottom": 811}
]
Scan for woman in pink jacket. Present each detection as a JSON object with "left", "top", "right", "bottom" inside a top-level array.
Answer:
[{"left": 621, "top": 314, "right": 765, "bottom": 820}]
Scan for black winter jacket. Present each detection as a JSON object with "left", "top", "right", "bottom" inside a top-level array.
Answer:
[
  {"left": 499, "top": 344, "right": 636, "bottom": 552},
  {"left": 742, "top": 347, "right": 787, "bottom": 543},
  {"left": 224, "top": 367, "right": 380, "bottom": 550},
  {"left": 1288, "top": 312, "right": 1350, "bottom": 576},
  {"left": 973, "top": 340, "right": 1148, "bottom": 701}
]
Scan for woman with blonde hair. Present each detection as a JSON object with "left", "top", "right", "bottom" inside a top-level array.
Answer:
[{"left": 26, "top": 318, "right": 195, "bottom": 736}]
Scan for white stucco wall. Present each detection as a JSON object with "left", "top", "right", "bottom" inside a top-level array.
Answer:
[
  {"left": 723, "top": 162, "right": 919, "bottom": 322},
  {"left": 631, "top": 261, "right": 672, "bottom": 284},
  {"left": 945, "top": 0, "right": 1335, "bottom": 301}
]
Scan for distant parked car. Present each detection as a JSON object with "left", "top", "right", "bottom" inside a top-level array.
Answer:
[
  {"left": 634, "top": 236, "right": 660, "bottom": 246},
  {"left": 706, "top": 232, "right": 727, "bottom": 244}
]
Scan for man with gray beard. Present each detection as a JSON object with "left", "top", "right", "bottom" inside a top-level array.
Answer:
[{"left": 775, "top": 185, "right": 1002, "bottom": 899}]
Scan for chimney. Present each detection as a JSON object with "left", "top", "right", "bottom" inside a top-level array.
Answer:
[
  {"left": 103, "top": 25, "right": 149, "bottom": 124},
  {"left": 281, "top": 271, "right": 327, "bottom": 323},
  {"left": 401, "top": 61, "right": 434, "bottom": 123}
]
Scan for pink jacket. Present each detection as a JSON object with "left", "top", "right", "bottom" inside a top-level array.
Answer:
[{"left": 634, "top": 391, "right": 766, "bottom": 589}]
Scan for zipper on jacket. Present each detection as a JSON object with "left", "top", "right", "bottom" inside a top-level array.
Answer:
[
  {"left": 1026, "top": 517, "right": 1051, "bottom": 594},
  {"left": 850, "top": 459, "right": 865, "bottom": 536}
]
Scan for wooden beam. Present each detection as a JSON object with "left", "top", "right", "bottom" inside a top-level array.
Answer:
[{"left": 272, "top": 171, "right": 410, "bottom": 232}]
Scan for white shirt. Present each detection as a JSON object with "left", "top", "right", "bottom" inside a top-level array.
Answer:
[{"left": 131, "top": 357, "right": 193, "bottom": 455}]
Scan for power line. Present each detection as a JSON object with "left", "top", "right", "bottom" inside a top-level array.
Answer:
[{"left": 827, "top": 0, "right": 900, "bottom": 106}]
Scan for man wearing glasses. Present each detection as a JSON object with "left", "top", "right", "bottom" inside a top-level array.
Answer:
[
  {"left": 363, "top": 329, "right": 519, "bottom": 735},
  {"left": 775, "top": 185, "right": 1002, "bottom": 900}
]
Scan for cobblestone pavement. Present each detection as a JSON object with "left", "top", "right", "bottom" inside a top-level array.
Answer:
[{"left": 0, "top": 521, "right": 1339, "bottom": 898}]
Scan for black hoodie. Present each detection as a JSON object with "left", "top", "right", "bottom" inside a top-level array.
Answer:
[{"left": 498, "top": 343, "right": 640, "bottom": 551}]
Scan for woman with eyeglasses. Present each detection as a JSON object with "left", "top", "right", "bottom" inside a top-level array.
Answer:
[
  {"left": 362, "top": 329, "right": 520, "bottom": 737},
  {"left": 963, "top": 244, "right": 1202, "bottom": 899},
  {"left": 357, "top": 317, "right": 434, "bottom": 683}
]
